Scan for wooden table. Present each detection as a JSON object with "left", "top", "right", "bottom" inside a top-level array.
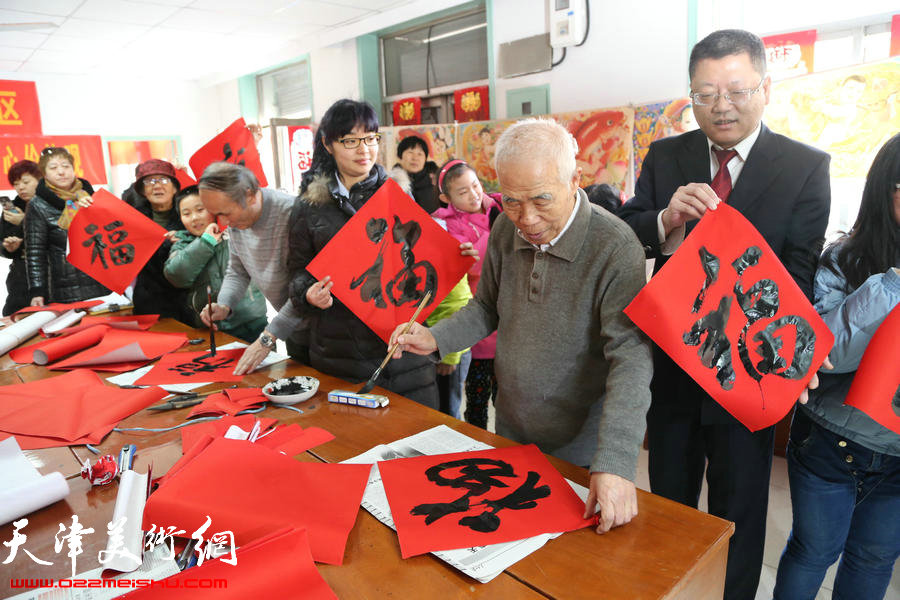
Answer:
[{"left": 0, "top": 320, "right": 733, "bottom": 599}]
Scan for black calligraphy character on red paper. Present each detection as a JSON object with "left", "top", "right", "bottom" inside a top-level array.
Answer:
[
  {"left": 82, "top": 223, "right": 108, "bottom": 269},
  {"left": 683, "top": 246, "right": 816, "bottom": 404},
  {"left": 351, "top": 216, "right": 437, "bottom": 309},
  {"left": 410, "top": 458, "right": 551, "bottom": 533},
  {"left": 350, "top": 218, "right": 389, "bottom": 308},
  {"left": 82, "top": 221, "right": 135, "bottom": 269},
  {"left": 222, "top": 142, "right": 246, "bottom": 167},
  {"left": 169, "top": 355, "right": 236, "bottom": 377}
]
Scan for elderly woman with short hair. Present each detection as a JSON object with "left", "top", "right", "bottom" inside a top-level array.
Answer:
[
  {"left": 25, "top": 147, "right": 109, "bottom": 305},
  {"left": 129, "top": 159, "right": 191, "bottom": 323}
]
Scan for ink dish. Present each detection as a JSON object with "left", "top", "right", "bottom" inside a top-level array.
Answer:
[{"left": 262, "top": 376, "right": 319, "bottom": 405}]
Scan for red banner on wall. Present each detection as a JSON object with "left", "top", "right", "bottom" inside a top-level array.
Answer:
[
  {"left": 0, "top": 135, "right": 106, "bottom": 184},
  {"left": 287, "top": 125, "right": 314, "bottom": 192},
  {"left": 0, "top": 80, "right": 42, "bottom": 136},
  {"left": 453, "top": 86, "right": 490, "bottom": 122},
  {"left": 392, "top": 97, "right": 421, "bottom": 126},
  {"left": 763, "top": 30, "right": 816, "bottom": 79}
]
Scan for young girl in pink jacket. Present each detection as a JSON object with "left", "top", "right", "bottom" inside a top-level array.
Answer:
[{"left": 431, "top": 159, "right": 501, "bottom": 429}]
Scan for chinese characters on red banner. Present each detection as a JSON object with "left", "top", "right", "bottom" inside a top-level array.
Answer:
[
  {"left": 189, "top": 118, "right": 269, "bottom": 187},
  {"left": 624, "top": 203, "right": 833, "bottom": 431},
  {"left": 1, "top": 135, "right": 107, "bottom": 185},
  {"left": 306, "top": 179, "right": 474, "bottom": 343},
  {"left": 67, "top": 189, "right": 168, "bottom": 293},
  {"left": 0, "top": 80, "right": 42, "bottom": 135}
]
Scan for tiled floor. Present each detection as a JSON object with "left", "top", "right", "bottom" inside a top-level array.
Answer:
[{"left": 632, "top": 449, "right": 900, "bottom": 600}]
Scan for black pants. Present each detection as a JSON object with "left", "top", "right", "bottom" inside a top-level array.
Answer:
[{"left": 647, "top": 401, "right": 776, "bottom": 600}]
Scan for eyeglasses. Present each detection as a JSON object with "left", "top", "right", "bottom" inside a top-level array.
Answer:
[
  {"left": 335, "top": 134, "right": 381, "bottom": 149},
  {"left": 144, "top": 176, "right": 172, "bottom": 185},
  {"left": 690, "top": 79, "right": 765, "bottom": 107}
]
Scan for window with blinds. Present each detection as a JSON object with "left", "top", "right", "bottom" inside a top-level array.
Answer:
[
  {"left": 381, "top": 8, "right": 488, "bottom": 99},
  {"left": 256, "top": 60, "right": 312, "bottom": 120}
]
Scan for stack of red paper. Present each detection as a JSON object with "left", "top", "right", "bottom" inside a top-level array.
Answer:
[
  {"left": 143, "top": 438, "right": 369, "bottom": 565},
  {"left": 0, "top": 370, "right": 167, "bottom": 449},
  {"left": 122, "top": 528, "right": 337, "bottom": 599},
  {"left": 187, "top": 388, "right": 267, "bottom": 418}
]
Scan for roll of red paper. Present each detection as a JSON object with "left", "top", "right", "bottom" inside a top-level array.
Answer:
[{"left": 32, "top": 325, "right": 108, "bottom": 365}]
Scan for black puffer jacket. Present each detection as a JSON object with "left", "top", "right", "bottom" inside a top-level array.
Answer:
[
  {"left": 395, "top": 161, "right": 440, "bottom": 213},
  {"left": 131, "top": 195, "right": 192, "bottom": 324},
  {"left": 288, "top": 164, "right": 438, "bottom": 409},
  {"left": 1, "top": 196, "right": 30, "bottom": 314},
  {"left": 25, "top": 179, "right": 109, "bottom": 303}
]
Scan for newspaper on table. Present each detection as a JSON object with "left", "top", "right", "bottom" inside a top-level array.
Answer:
[{"left": 343, "top": 424, "right": 590, "bottom": 583}]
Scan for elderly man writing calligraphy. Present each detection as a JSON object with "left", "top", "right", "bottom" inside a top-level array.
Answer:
[{"left": 389, "top": 119, "right": 652, "bottom": 532}]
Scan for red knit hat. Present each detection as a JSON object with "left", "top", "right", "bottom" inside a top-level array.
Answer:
[{"left": 135, "top": 159, "right": 180, "bottom": 192}]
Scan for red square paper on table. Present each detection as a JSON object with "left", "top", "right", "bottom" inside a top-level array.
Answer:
[
  {"left": 306, "top": 178, "right": 475, "bottom": 343},
  {"left": 189, "top": 117, "right": 268, "bottom": 187},
  {"left": 624, "top": 203, "right": 833, "bottom": 431},
  {"left": 377, "top": 444, "right": 594, "bottom": 558},
  {"left": 67, "top": 189, "right": 167, "bottom": 293},
  {"left": 135, "top": 348, "right": 246, "bottom": 385}
]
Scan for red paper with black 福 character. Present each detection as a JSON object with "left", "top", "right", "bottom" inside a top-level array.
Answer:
[
  {"left": 378, "top": 444, "right": 594, "bottom": 558},
  {"left": 189, "top": 118, "right": 268, "bottom": 187},
  {"left": 306, "top": 178, "right": 475, "bottom": 343},
  {"left": 66, "top": 189, "right": 168, "bottom": 293},
  {"left": 844, "top": 302, "right": 900, "bottom": 434},
  {"left": 624, "top": 203, "right": 833, "bottom": 432}
]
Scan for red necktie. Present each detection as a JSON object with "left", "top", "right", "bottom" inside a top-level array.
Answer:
[{"left": 711, "top": 149, "right": 738, "bottom": 203}]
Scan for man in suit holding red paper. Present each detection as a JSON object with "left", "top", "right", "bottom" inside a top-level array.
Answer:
[{"left": 618, "top": 29, "right": 831, "bottom": 600}]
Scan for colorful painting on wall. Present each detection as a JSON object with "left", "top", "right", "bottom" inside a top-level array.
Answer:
[
  {"left": 766, "top": 59, "right": 900, "bottom": 180},
  {"left": 632, "top": 98, "right": 697, "bottom": 182},
  {"left": 457, "top": 120, "right": 515, "bottom": 193},
  {"left": 554, "top": 107, "right": 635, "bottom": 195}
]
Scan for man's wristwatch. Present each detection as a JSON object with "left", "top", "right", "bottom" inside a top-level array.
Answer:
[{"left": 258, "top": 332, "right": 277, "bottom": 351}]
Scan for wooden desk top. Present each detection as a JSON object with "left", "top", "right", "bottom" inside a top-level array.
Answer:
[{"left": 0, "top": 319, "right": 733, "bottom": 599}]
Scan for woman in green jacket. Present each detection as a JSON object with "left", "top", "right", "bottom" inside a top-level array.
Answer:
[{"left": 164, "top": 186, "right": 267, "bottom": 343}]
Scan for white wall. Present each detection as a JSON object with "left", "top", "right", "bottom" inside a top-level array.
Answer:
[
  {"left": 492, "top": 0, "right": 691, "bottom": 117},
  {"left": 698, "top": 0, "right": 898, "bottom": 36},
  {"left": 309, "top": 39, "right": 361, "bottom": 121}
]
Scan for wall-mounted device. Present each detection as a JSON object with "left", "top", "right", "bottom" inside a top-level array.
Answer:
[{"left": 549, "top": 0, "right": 588, "bottom": 48}]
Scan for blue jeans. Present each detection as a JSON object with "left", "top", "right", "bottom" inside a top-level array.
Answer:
[
  {"left": 774, "top": 408, "right": 900, "bottom": 600},
  {"left": 436, "top": 350, "right": 471, "bottom": 420}
]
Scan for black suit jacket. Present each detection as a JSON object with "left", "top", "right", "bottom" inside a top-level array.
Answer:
[{"left": 619, "top": 123, "right": 831, "bottom": 424}]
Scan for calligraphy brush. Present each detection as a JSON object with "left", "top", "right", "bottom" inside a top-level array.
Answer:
[
  {"left": 206, "top": 285, "right": 216, "bottom": 357},
  {"left": 358, "top": 291, "right": 431, "bottom": 394}
]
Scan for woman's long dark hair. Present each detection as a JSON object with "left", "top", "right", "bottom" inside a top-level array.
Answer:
[
  {"left": 827, "top": 132, "right": 900, "bottom": 291},
  {"left": 300, "top": 99, "right": 379, "bottom": 194}
]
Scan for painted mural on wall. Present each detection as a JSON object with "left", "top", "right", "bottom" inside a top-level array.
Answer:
[
  {"left": 632, "top": 98, "right": 697, "bottom": 181},
  {"left": 457, "top": 120, "right": 515, "bottom": 193},
  {"left": 554, "top": 107, "right": 635, "bottom": 195},
  {"left": 766, "top": 59, "right": 900, "bottom": 179},
  {"left": 381, "top": 124, "right": 458, "bottom": 170}
]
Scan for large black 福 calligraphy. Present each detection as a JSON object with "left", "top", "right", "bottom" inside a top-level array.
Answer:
[
  {"left": 410, "top": 458, "right": 550, "bottom": 533},
  {"left": 683, "top": 245, "right": 816, "bottom": 400},
  {"left": 81, "top": 221, "right": 135, "bottom": 269},
  {"left": 350, "top": 216, "right": 437, "bottom": 309}
]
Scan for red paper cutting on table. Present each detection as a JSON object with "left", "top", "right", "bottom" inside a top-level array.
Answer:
[
  {"left": 306, "top": 178, "right": 474, "bottom": 343},
  {"left": 122, "top": 528, "right": 337, "bottom": 600},
  {"left": 624, "top": 203, "right": 833, "bottom": 431},
  {"left": 377, "top": 444, "right": 594, "bottom": 558},
  {"left": 51, "top": 329, "right": 187, "bottom": 371},
  {"left": 187, "top": 387, "right": 266, "bottom": 418},
  {"left": 0, "top": 369, "right": 167, "bottom": 449},
  {"left": 180, "top": 416, "right": 278, "bottom": 454},
  {"left": 67, "top": 189, "right": 168, "bottom": 293},
  {"left": 845, "top": 303, "right": 900, "bottom": 434},
  {"left": 189, "top": 118, "right": 269, "bottom": 187},
  {"left": 134, "top": 348, "right": 246, "bottom": 385},
  {"left": 142, "top": 438, "right": 370, "bottom": 565}
]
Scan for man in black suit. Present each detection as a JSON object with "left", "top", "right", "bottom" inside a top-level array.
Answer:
[{"left": 618, "top": 29, "right": 830, "bottom": 600}]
